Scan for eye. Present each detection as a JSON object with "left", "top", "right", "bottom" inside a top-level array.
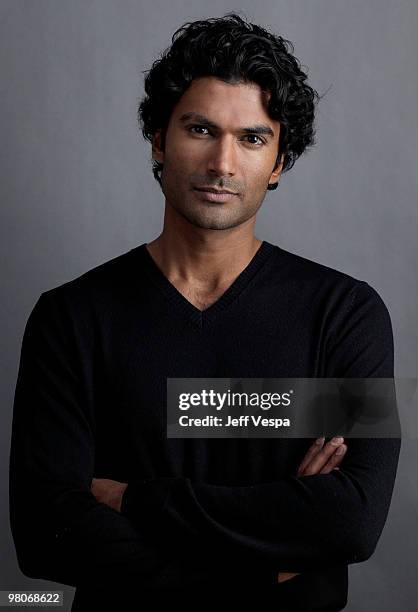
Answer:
[
  {"left": 188, "top": 125, "right": 210, "bottom": 135},
  {"left": 243, "top": 134, "right": 265, "bottom": 146},
  {"left": 187, "top": 125, "right": 265, "bottom": 146}
]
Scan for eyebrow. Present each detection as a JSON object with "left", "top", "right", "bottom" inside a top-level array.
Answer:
[{"left": 179, "top": 112, "right": 275, "bottom": 139}]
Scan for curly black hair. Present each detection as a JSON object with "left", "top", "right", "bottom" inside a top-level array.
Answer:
[{"left": 138, "top": 12, "right": 320, "bottom": 191}]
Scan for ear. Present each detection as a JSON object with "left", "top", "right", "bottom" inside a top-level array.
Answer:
[
  {"left": 268, "top": 153, "right": 285, "bottom": 188},
  {"left": 152, "top": 129, "right": 164, "bottom": 164}
]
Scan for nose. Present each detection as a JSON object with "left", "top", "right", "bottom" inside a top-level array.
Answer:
[{"left": 206, "top": 136, "right": 237, "bottom": 178}]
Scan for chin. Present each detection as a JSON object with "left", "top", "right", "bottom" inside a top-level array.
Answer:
[{"left": 188, "top": 215, "right": 248, "bottom": 231}]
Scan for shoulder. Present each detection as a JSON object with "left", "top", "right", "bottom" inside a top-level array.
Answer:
[
  {"left": 42, "top": 244, "right": 143, "bottom": 300},
  {"left": 30, "top": 245, "right": 143, "bottom": 326},
  {"left": 268, "top": 241, "right": 359, "bottom": 286},
  {"left": 46, "top": 246, "right": 140, "bottom": 296},
  {"left": 267, "top": 242, "right": 390, "bottom": 313}
]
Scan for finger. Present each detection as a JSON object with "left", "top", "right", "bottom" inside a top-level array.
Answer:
[
  {"left": 305, "top": 437, "right": 345, "bottom": 475},
  {"left": 301, "top": 437, "right": 345, "bottom": 476},
  {"left": 90, "top": 478, "right": 102, "bottom": 492},
  {"left": 297, "top": 437, "right": 325, "bottom": 475},
  {"left": 278, "top": 572, "right": 300, "bottom": 583},
  {"left": 319, "top": 444, "right": 347, "bottom": 474}
]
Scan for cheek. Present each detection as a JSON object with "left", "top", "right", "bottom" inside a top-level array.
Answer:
[
  {"left": 240, "top": 152, "right": 272, "bottom": 175},
  {"left": 243, "top": 161, "right": 268, "bottom": 185},
  {"left": 164, "top": 143, "right": 194, "bottom": 175},
  {"left": 161, "top": 155, "right": 189, "bottom": 192},
  {"left": 165, "top": 131, "right": 195, "bottom": 161},
  {"left": 254, "top": 158, "right": 277, "bottom": 182}
]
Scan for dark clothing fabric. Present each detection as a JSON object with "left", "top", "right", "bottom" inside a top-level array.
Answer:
[{"left": 9, "top": 241, "right": 401, "bottom": 611}]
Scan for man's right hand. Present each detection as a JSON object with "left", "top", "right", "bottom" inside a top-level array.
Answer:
[{"left": 277, "top": 437, "right": 347, "bottom": 585}]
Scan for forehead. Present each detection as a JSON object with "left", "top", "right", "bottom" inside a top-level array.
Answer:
[{"left": 172, "top": 76, "right": 278, "bottom": 132}]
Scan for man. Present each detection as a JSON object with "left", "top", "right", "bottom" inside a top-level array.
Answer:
[{"left": 10, "top": 13, "right": 400, "bottom": 611}]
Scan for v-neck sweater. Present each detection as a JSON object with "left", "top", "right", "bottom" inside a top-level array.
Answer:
[
  {"left": 141, "top": 240, "right": 275, "bottom": 328},
  {"left": 10, "top": 241, "right": 401, "bottom": 610}
]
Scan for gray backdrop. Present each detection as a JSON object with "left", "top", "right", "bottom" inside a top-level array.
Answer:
[{"left": 1, "top": 1, "right": 417, "bottom": 609}]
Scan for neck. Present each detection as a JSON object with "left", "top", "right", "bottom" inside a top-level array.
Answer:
[{"left": 145, "top": 207, "right": 262, "bottom": 292}]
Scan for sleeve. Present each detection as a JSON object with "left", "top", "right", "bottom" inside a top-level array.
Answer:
[
  {"left": 120, "top": 281, "right": 401, "bottom": 574},
  {"left": 9, "top": 291, "right": 170, "bottom": 589}
]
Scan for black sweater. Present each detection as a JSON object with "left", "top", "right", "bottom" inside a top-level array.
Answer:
[{"left": 9, "top": 241, "right": 401, "bottom": 610}]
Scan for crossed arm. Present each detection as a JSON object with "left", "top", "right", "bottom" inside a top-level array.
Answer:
[
  {"left": 91, "top": 436, "right": 348, "bottom": 584},
  {"left": 9, "top": 287, "right": 401, "bottom": 588}
]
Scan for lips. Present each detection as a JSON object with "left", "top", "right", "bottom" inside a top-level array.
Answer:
[
  {"left": 194, "top": 187, "right": 238, "bottom": 195},
  {"left": 193, "top": 188, "right": 238, "bottom": 203}
]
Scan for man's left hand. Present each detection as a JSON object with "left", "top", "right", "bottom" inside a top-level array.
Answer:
[{"left": 90, "top": 478, "right": 128, "bottom": 513}]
